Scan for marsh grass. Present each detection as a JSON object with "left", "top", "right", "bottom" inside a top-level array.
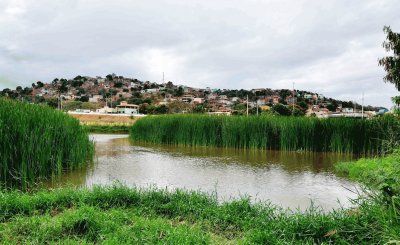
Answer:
[
  {"left": 0, "top": 185, "right": 398, "bottom": 244},
  {"left": 0, "top": 99, "right": 94, "bottom": 189},
  {"left": 83, "top": 124, "right": 130, "bottom": 134},
  {"left": 130, "top": 114, "right": 398, "bottom": 154}
]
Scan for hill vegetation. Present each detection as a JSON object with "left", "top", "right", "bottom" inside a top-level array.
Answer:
[{"left": 0, "top": 74, "right": 383, "bottom": 117}]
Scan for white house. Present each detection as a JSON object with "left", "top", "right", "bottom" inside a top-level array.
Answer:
[
  {"left": 192, "top": 98, "right": 204, "bottom": 104},
  {"left": 182, "top": 94, "right": 195, "bottom": 103},
  {"left": 96, "top": 106, "right": 117, "bottom": 114},
  {"left": 116, "top": 101, "right": 139, "bottom": 115},
  {"left": 89, "top": 95, "right": 103, "bottom": 103}
]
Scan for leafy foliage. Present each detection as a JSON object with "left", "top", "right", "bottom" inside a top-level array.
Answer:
[{"left": 379, "top": 26, "right": 400, "bottom": 91}]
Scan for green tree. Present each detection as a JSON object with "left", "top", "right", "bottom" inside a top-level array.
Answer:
[
  {"left": 79, "top": 96, "right": 89, "bottom": 102},
  {"left": 297, "top": 101, "right": 308, "bottom": 112},
  {"left": 58, "top": 81, "right": 68, "bottom": 93},
  {"left": 36, "top": 81, "right": 44, "bottom": 88},
  {"left": 155, "top": 105, "right": 168, "bottom": 114},
  {"left": 106, "top": 74, "right": 113, "bottom": 81},
  {"left": 128, "top": 98, "right": 143, "bottom": 105},
  {"left": 379, "top": 26, "right": 400, "bottom": 91},
  {"left": 174, "top": 86, "right": 184, "bottom": 97},
  {"left": 326, "top": 103, "right": 337, "bottom": 112},
  {"left": 271, "top": 104, "right": 291, "bottom": 116},
  {"left": 392, "top": 96, "right": 400, "bottom": 109},
  {"left": 143, "top": 98, "right": 153, "bottom": 104},
  {"left": 193, "top": 104, "right": 205, "bottom": 113},
  {"left": 114, "top": 81, "right": 123, "bottom": 88},
  {"left": 290, "top": 107, "right": 305, "bottom": 117},
  {"left": 52, "top": 78, "right": 59, "bottom": 86},
  {"left": 46, "top": 98, "right": 58, "bottom": 108}
]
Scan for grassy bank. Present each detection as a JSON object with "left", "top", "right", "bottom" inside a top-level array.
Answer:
[
  {"left": 83, "top": 124, "right": 130, "bottom": 134},
  {"left": 336, "top": 148, "right": 400, "bottom": 199},
  {"left": 0, "top": 185, "right": 399, "bottom": 244},
  {"left": 130, "top": 114, "right": 399, "bottom": 154},
  {"left": 0, "top": 99, "right": 94, "bottom": 189}
]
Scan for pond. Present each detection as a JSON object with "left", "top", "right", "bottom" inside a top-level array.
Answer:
[{"left": 52, "top": 134, "right": 361, "bottom": 211}]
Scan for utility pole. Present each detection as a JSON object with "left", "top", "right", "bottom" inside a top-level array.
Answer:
[
  {"left": 292, "top": 82, "right": 295, "bottom": 116},
  {"left": 361, "top": 92, "right": 364, "bottom": 119},
  {"left": 256, "top": 99, "right": 259, "bottom": 116},
  {"left": 246, "top": 95, "right": 249, "bottom": 117},
  {"left": 163, "top": 72, "right": 165, "bottom": 84}
]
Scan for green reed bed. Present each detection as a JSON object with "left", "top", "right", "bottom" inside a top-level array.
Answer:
[
  {"left": 0, "top": 99, "right": 94, "bottom": 189},
  {"left": 83, "top": 124, "right": 130, "bottom": 134},
  {"left": 0, "top": 185, "right": 398, "bottom": 244},
  {"left": 130, "top": 114, "right": 399, "bottom": 154}
]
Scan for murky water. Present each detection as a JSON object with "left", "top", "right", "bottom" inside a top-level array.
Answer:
[{"left": 52, "top": 134, "right": 361, "bottom": 211}]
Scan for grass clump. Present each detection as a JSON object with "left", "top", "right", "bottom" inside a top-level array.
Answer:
[
  {"left": 130, "top": 114, "right": 398, "bottom": 154},
  {"left": 0, "top": 99, "right": 94, "bottom": 189},
  {"left": 0, "top": 185, "right": 399, "bottom": 244}
]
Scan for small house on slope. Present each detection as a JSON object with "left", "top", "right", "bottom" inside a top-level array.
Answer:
[{"left": 116, "top": 101, "right": 139, "bottom": 115}]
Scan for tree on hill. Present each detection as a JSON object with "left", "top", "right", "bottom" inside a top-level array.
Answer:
[
  {"left": 36, "top": 81, "right": 44, "bottom": 88},
  {"left": 379, "top": 26, "right": 400, "bottom": 91},
  {"left": 174, "top": 86, "right": 184, "bottom": 97},
  {"left": 106, "top": 74, "right": 113, "bottom": 81},
  {"left": 52, "top": 78, "right": 58, "bottom": 84},
  {"left": 79, "top": 96, "right": 89, "bottom": 102},
  {"left": 114, "top": 81, "right": 123, "bottom": 88},
  {"left": 392, "top": 96, "right": 400, "bottom": 109},
  {"left": 297, "top": 101, "right": 308, "bottom": 112},
  {"left": 57, "top": 81, "right": 68, "bottom": 93},
  {"left": 271, "top": 104, "right": 291, "bottom": 116}
]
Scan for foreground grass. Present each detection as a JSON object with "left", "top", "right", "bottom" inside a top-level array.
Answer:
[
  {"left": 0, "top": 99, "right": 94, "bottom": 189},
  {"left": 130, "top": 114, "right": 399, "bottom": 154},
  {"left": 0, "top": 185, "right": 399, "bottom": 244}
]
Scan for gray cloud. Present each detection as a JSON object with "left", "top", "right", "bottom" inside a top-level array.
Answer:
[{"left": 0, "top": 0, "right": 399, "bottom": 107}]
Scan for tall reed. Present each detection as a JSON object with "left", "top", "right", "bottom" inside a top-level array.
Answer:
[
  {"left": 130, "top": 114, "right": 398, "bottom": 154},
  {"left": 0, "top": 99, "right": 94, "bottom": 188}
]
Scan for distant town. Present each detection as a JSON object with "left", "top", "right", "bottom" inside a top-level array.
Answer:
[{"left": 0, "top": 74, "right": 387, "bottom": 118}]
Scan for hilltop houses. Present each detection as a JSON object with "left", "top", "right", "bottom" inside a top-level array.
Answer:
[{"left": 0, "top": 74, "right": 383, "bottom": 118}]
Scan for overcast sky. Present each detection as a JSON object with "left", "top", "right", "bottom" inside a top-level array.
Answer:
[{"left": 0, "top": 0, "right": 399, "bottom": 107}]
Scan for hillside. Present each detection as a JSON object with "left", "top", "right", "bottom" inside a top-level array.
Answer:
[{"left": 0, "top": 74, "right": 383, "bottom": 117}]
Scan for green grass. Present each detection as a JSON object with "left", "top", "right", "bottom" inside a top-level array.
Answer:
[
  {"left": 130, "top": 114, "right": 399, "bottom": 154},
  {"left": 336, "top": 148, "right": 400, "bottom": 198},
  {"left": 83, "top": 124, "right": 130, "bottom": 134},
  {"left": 0, "top": 99, "right": 94, "bottom": 189},
  {"left": 0, "top": 185, "right": 398, "bottom": 244}
]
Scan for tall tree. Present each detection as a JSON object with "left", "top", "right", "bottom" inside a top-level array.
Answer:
[
  {"left": 392, "top": 96, "right": 400, "bottom": 109},
  {"left": 379, "top": 26, "right": 400, "bottom": 91}
]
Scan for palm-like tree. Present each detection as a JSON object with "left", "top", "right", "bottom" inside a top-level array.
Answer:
[{"left": 392, "top": 96, "right": 400, "bottom": 109}]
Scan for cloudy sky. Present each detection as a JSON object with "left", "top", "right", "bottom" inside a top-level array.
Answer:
[{"left": 0, "top": 0, "right": 399, "bottom": 107}]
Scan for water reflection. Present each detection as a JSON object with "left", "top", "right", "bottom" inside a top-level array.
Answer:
[{"left": 50, "top": 134, "right": 360, "bottom": 211}]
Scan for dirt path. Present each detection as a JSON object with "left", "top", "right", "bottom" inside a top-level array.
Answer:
[{"left": 69, "top": 113, "right": 140, "bottom": 125}]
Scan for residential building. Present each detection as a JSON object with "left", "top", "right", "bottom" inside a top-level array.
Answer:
[{"left": 116, "top": 101, "right": 139, "bottom": 115}]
